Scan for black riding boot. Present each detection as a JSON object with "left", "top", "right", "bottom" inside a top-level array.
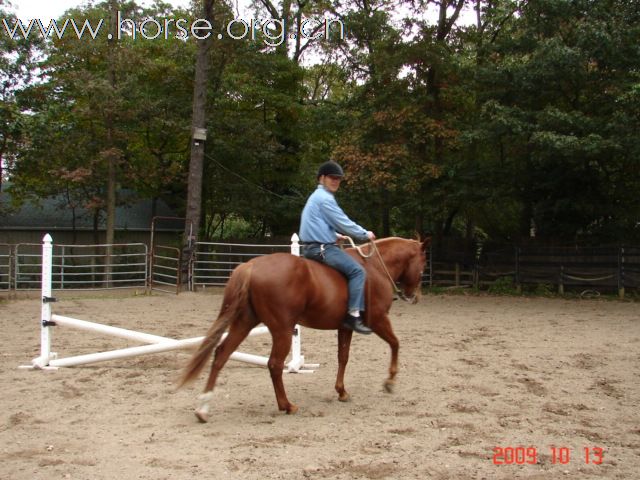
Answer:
[{"left": 342, "top": 314, "right": 372, "bottom": 335}]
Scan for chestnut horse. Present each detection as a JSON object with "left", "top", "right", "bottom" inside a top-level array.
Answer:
[{"left": 179, "top": 236, "right": 429, "bottom": 422}]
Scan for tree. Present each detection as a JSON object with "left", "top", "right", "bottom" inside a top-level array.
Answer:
[
  {"left": 201, "top": 41, "right": 307, "bottom": 238},
  {"left": 473, "top": 0, "right": 640, "bottom": 243},
  {"left": 251, "top": 0, "right": 335, "bottom": 63},
  {"left": 10, "top": 1, "right": 194, "bottom": 243},
  {"left": 324, "top": 0, "right": 464, "bottom": 237},
  {"left": 0, "top": 1, "right": 40, "bottom": 193}
]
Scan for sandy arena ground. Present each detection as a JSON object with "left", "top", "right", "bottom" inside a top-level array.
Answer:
[{"left": 1, "top": 290, "right": 639, "bottom": 479}]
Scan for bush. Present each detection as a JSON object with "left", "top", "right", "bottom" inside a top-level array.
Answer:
[
  {"left": 533, "top": 283, "right": 554, "bottom": 297},
  {"left": 488, "top": 276, "right": 518, "bottom": 295}
]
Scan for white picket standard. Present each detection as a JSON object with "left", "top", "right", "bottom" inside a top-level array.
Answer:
[
  {"left": 21, "top": 234, "right": 318, "bottom": 373},
  {"left": 287, "top": 233, "right": 319, "bottom": 372}
]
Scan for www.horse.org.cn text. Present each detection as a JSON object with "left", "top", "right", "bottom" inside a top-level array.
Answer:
[{"left": 2, "top": 13, "right": 345, "bottom": 47}]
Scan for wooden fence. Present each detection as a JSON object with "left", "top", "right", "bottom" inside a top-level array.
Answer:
[{"left": 430, "top": 244, "right": 640, "bottom": 297}]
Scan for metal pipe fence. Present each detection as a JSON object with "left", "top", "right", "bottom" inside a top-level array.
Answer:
[
  {"left": 12, "top": 242, "right": 148, "bottom": 291},
  {"left": 191, "top": 241, "right": 291, "bottom": 288}
]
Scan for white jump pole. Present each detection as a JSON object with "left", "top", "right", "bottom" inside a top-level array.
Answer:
[
  {"left": 46, "top": 334, "right": 271, "bottom": 368},
  {"left": 49, "top": 315, "right": 269, "bottom": 346},
  {"left": 50, "top": 314, "right": 179, "bottom": 344},
  {"left": 42, "top": 316, "right": 271, "bottom": 368}
]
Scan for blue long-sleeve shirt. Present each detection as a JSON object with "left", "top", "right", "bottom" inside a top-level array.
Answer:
[{"left": 299, "top": 185, "right": 368, "bottom": 244}]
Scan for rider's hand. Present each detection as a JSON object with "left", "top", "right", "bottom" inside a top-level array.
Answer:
[{"left": 366, "top": 231, "right": 376, "bottom": 241}]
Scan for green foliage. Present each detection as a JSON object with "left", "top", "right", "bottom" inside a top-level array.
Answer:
[
  {"left": 9, "top": 0, "right": 194, "bottom": 220},
  {"left": 470, "top": 0, "right": 640, "bottom": 244},
  {"left": 0, "top": 0, "right": 41, "bottom": 192},
  {"left": 532, "top": 283, "right": 555, "bottom": 297},
  {"left": 487, "top": 276, "right": 518, "bottom": 295}
]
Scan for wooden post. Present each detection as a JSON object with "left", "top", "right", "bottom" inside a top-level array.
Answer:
[
  {"left": 558, "top": 266, "right": 564, "bottom": 295},
  {"left": 429, "top": 246, "right": 433, "bottom": 287},
  {"left": 473, "top": 260, "right": 480, "bottom": 290},
  {"left": 618, "top": 247, "right": 625, "bottom": 299},
  {"left": 515, "top": 247, "right": 522, "bottom": 294}
]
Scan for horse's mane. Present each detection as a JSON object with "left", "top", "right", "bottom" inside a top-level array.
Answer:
[
  {"left": 345, "top": 237, "right": 420, "bottom": 266},
  {"left": 374, "top": 237, "right": 415, "bottom": 245},
  {"left": 371, "top": 237, "right": 420, "bottom": 252}
]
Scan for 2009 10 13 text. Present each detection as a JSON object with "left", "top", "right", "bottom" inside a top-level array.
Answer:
[{"left": 492, "top": 446, "right": 604, "bottom": 465}]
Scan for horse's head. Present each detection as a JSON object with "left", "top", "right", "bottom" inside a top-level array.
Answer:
[{"left": 396, "top": 237, "right": 430, "bottom": 304}]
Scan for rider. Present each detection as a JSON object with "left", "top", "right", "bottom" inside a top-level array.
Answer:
[{"left": 299, "top": 160, "right": 375, "bottom": 335}]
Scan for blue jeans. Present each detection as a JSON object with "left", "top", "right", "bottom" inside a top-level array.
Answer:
[{"left": 303, "top": 244, "right": 366, "bottom": 312}]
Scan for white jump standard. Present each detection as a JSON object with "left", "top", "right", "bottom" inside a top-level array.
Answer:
[{"left": 22, "top": 234, "right": 318, "bottom": 373}]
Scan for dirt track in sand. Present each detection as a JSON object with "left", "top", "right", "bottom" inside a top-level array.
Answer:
[{"left": 1, "top": 291, "right": 639, "bottom": 479}]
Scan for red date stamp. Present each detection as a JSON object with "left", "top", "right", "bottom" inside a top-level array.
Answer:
[{"left": 493, "top": 446, "right": 605, "bottom": 465}]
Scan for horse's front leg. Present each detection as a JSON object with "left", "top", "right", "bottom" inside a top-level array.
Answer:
[
  {"left": 370, "top": 315, "right": 399, "bottom": 393},
  {"left": 335, "top": 328, "right": 353, "bottom": 401}
]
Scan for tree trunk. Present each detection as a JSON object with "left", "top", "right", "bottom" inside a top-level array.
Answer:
[
  {"left": 105, "top": 0, "right": 119, "bottom": 287},
  {"left": 183, "top": 0, "right": 215, "bottom": 283},
  {"left": 0, "top": 139, "right": 5, "bottom": 192}
]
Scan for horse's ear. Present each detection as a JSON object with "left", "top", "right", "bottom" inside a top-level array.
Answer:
[{"left": 421, "top": 236, "right": 432, "bottom": 251}]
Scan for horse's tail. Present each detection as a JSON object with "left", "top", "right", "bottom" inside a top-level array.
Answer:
[{"left": 177, "top": 262, "right": 253, "bottom": 388}]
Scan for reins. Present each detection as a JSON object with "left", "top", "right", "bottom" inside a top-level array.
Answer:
[
  {"left": 341, "top": 236, "right": 375, "bottom": 258},
  {"left": 342, "top": 236, "right": 415, "bottom": 303}
]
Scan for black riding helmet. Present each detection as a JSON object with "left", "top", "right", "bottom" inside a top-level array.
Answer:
[{"left": 317, "top": 161, "right": 344, "bottom": 179}]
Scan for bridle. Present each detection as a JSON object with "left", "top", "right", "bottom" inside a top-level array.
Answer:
[{"left": 342, "top": 236, "right": 418, "bottom": 303}]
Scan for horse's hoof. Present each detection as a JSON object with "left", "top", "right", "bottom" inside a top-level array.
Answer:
[
  {"left": 338, "top": 392, "right": 351, "bottom": 402},
  {"left": 383, "top": 381, "right": 394, "bottom": 393},
  {"left": 286, "top": 404, "right": 299, "bottom": 415},
  {"left": 195, "top": 409, "right": 210, "bottom": 423}
]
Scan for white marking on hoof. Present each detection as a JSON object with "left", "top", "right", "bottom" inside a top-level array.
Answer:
[
  {"left": 195, "top": 409, "right": 210, "bottom": 423},
  {"left": 195, "top": 392, "right": 213, "bottom": 423}
]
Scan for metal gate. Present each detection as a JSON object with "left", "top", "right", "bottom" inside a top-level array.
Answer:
[
  {"left": 149, "top": 245, "right": 182, "bottom": 294},
  {"left": 147, "top": 216, "right": 191, "bottom": 294},
  {"left": 0, "top": 244, "right": 11, "bottom": 291}
]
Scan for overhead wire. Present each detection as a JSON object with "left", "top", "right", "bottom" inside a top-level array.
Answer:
[{"left": 204, "top": 152, "right": 305, "bottom": 203}]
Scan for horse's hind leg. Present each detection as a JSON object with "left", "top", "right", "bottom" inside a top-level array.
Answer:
[
  {"left": 268, "top": 327, "right": 297, "bottom": 414},
  {"left": 335, "top": 328, "right": 353, "bottom": 402},
  {"left": 370, "top": 315, "right": 399, "bottom": 393},
  {"left": 195, "top": 319, "right": 257, "bottom": 423}
]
